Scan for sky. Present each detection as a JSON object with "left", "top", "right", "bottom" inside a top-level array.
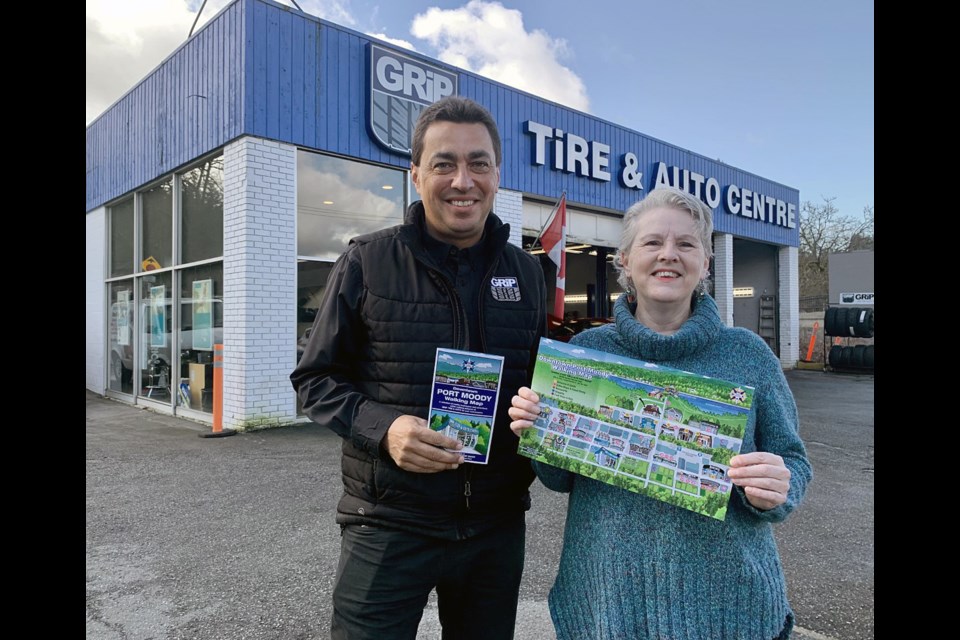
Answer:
[{"left": 86, "top": 0, "right": 874, "bottom": 220}]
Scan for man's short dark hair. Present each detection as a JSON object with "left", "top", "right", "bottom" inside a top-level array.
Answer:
[{"left": 411, "top": 96, "right": 502, "bottom": 167}]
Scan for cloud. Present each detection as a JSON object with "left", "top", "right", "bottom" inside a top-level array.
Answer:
[
  {"left": 87, "top": 1, "right": 591, "bottom": 125},
  {"left": 86, "top": 1, "right": 357, "bottom": 125},
  {"left": 366, "top": 32, "right": 416, "bottom": 51},
  {"left": 301, "top": 0, "right": 357, "bottom": 27},
  {"left": 411, "top": 1, "right": 590, "bottom": 112},
  {"left": 86, "top": 0, "right": 201, "bottom": 124},
  {"left": 297, "top": 164, "right": 403, "bottom": 260}
]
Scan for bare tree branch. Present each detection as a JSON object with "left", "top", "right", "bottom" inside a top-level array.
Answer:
[{"left": 799, "top": 198, "right": 873, "bottom": 300}]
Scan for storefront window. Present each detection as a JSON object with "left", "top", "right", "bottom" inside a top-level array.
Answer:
[
  {"left": 296, "top": 150, "right": 405, "bottom": 414},
  {"left": 140, "top": 178, "right": 173, "bottom": 271},
  {"left": 106, "top": 153, "right": 226, "bottom": 413},
  {"left": 297, "top": 150, "right": 405, "bottom": 260},
  {"left": 297, "top": 261, "right": 333, "bottom": 358},
  {"left": 181, "top": 158, "right": 224, "bottom": 264},
  {"left": 178, "top": 264, "right": 223, "bottom": 413},
  {"left": 139, "top": 272, "right": 173, "bottom": 401},
  {"left": 295, "top": 260, "right": 334, "bottom": 415},
  {"left": 110, "top": 198, "right": 135, "bottom": 277},
  {"left": 108, "top": 281, "right": 135, "bottom": 394}
]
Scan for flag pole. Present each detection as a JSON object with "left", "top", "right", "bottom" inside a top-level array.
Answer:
[{"left": 531, "top": 191, "right": 566, "bottom": 250}]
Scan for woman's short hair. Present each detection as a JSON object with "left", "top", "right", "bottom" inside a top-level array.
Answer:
[{"left": 614, "top": 187, "right": 714, "bottom": 292}]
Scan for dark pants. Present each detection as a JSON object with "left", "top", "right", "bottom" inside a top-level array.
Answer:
[{"left": 331, "top": 516, "right": 526, "bottom": 640}]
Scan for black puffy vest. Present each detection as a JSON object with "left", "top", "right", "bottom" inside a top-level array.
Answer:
[{"left": 336, "top": 205, "right": 546, "bottom": 538}]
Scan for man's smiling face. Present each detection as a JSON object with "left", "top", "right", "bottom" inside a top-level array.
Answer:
[{"left": 411, "top": 121, "right": 500, "bottom": 249}]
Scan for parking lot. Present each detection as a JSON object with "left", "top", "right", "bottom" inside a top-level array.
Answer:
[{"left": 87, "top": 369, "right": 873, "bottom": 639}]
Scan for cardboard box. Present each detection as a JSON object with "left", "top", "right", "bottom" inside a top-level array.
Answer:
[{"left": 189, "top": 363, "right": 213, "bottom": 408}]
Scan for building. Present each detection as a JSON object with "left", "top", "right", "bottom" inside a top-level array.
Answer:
[
  {"left": 828, "top": 250, "right": 874, "bottom": 308},
  {"left": 86, "top": 0, "right": 801, "bottom": 430}
]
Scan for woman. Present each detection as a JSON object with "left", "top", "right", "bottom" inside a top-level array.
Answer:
[{"left": 509, "top": 187, "right": 812, "bottom": 639}]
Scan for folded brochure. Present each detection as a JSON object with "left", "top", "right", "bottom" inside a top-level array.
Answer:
[
  {"left": 427, "top": 348, "right": 505, "bottom": 464},
  {"left": 517, "top": 337, "right": 753, "bottom": 520}
]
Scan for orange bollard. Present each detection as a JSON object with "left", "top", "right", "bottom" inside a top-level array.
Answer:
[
  {"left": 199, "top": 343, "right": 236, "bottom": 438},
  {"left": 805, "top": 321, "right": 819, "bottom": 361}
]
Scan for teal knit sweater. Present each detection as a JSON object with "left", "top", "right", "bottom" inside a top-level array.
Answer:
[{"left": 535, "top": 293, "right": 812, "bottom": 640}]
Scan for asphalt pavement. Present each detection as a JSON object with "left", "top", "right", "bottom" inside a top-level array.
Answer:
[{"left": 86, "top": 369, "right": 873, "bottom": 640}]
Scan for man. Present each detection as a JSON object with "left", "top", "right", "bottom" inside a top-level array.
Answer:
[{"left": 291, "top": 96, "right": 547, "bottom": 640}]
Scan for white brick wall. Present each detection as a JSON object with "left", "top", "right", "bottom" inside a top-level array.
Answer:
[
  {"left": 495, "top": 188, "right": 524, "bottom": 249},
  {"left": 222, "top": 137, "right": 298, "bottom": 430},
  {"left": 712, "top": 232, "right": 734, "bottom": 327},
  {"left": 86, "top": 208, "right": 107, "bottom": 394},
  {"left": 778, "top": 245, "right": 800, "bottom": 368}
]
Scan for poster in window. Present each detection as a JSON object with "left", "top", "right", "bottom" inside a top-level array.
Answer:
[
  {"left": 116, "top": 290, "right": 130, "bottom": 346},
  {"left": 150, "top": 285, "right": 166, "bottom": 348},
  {"left": 192, "top": 279, "right": 214, "bottom": 351}
]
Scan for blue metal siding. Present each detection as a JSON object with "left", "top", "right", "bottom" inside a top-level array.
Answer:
[
  {"left": 86, "top": 0, "right": 798, "bottom": 246},
  {"left": 242, "top": 3, "right": 403, "bottom": 165},
  {"left": 86, "top": 0, "right": 246, "bottom": 209},
  {"left": 311, "top": 27, "right": 408, "bottom": 167}
]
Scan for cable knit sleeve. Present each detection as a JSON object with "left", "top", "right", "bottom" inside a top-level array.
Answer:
[{"left": 736, "top": 352, "right": 813, "bottom": 523}]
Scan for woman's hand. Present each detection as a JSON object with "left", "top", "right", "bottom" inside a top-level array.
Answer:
[
  {"left": 507, "top": 386, "right": 541, "bottom": 436},
  {"left": 727, "top": 452, "right": 792, "bottom": 510}
]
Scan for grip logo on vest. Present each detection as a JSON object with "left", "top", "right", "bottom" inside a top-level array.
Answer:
[
  {"left": 490, "top": 277, "right": 521, "bottom": 302},
  {"left": 368, "top": 44, "right": 458, "bottom": 155}
]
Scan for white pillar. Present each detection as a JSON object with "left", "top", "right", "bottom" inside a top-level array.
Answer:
[
  {"left": 712, "top": 232, "right": 734, "bottom": 326},
  {"left": 778, "top": 245, "right": 800, "bottom": 368},
  {"left": 86, "top": 207, "right": 107, "bottom": 394},
  {"left": 494, "top": 188, "right": 524, "bottom": 249},
  {"left": 222, "top": 137, "right": 299, "bottom": 430}
]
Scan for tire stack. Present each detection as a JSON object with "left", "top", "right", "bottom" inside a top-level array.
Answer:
[{"left": 825, "top": 307, "right": 874, "bottom": 372}]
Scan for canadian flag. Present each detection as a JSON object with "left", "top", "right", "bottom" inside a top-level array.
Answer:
[{"left": 540, "top": 194, "right": 567, "bottom": 319}]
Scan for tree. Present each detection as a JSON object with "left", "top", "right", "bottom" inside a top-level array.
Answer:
[
  {"left": 848, "top": 205, "right": 875, "bottom": 251},
  {"left": 799, "top": 198, "right": 874, "bottom": 299}
]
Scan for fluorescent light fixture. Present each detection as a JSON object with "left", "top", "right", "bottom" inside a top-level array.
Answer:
[
  {"left": 562, "top": 292, "right": 625, "bottom": 303},
  {"left": 381, "top": 185, "right": 394, "bottom": 190},
  {"left": 530, "top": 244, "right": 591, "bottom": 255},
  {"left": 323, "top": 200, "right": 334, "bottom": 205}
]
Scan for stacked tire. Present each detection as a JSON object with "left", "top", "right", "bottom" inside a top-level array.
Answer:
[
  {"left": 825, "top": 307, "right": 874, "bottom": 372},
  {"left": 825, "top": 307, "right": 874, "bottom": 338}
]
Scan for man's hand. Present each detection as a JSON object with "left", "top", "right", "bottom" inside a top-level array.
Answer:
[{"left": 383, "top": 415, "right": 464, "bottom": 473}]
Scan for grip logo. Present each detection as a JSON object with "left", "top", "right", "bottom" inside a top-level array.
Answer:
[{"left": 368, "top": 44, "right": 458, "bottom": 155}]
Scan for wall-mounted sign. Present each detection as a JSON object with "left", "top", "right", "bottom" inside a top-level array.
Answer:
[
  {"left": 839, "top": 292, "right": 874, "bottom": 305},
  {"left": 150, "top": 285, "right": 166, "bottom": 347},
  {"left": 523, "top": 120, "right": 797, "bottom": 229},
  {"left": 142, "top": 256, "right": 161, "bottom": 271},
  {"left": 733, "top": 287, "right": 755, "bottom": 298},
  {"left": 368, "top": 44, "right": 458, "bottom": 155},
  {"left": 192, "top": 279, "right": 214, "bottom": 351},
  {"left": 116, "top": 290, "right": 131, "bottom": 346}
]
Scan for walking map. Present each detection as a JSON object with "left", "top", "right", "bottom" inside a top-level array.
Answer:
[
  {"left": 517, "top": 338, "right": 754, "bottom": 520},
  {"left": 428, "top": 348, "right": 504, "bottom": 464}
]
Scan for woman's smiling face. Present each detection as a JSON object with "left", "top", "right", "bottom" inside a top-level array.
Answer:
[{"left": 620, "top": 206, "right": 710, "bottom": 313}]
